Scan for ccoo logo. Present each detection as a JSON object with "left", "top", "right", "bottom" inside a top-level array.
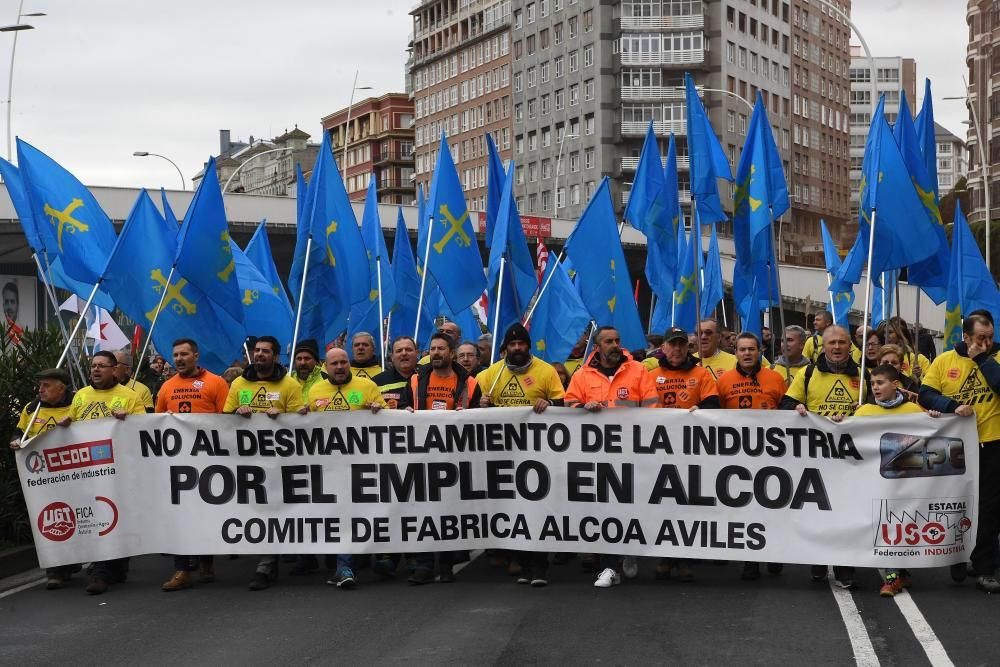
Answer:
[
  {"left": 38, "top": 501, "right": 75, "bottom": 542},
  {"left": 24, "top": 451, "right": 45, "bottom": 474}
]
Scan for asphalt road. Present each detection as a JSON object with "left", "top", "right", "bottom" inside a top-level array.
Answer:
[{"left": 1, "top": 553, "right": 996, "bottom": 666}]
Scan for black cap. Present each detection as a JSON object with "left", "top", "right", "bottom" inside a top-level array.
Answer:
[
  {"left": 293, "top": 338, "right": 320, "bottom": 361},
  {"left": 36, "top": 368, "right": 70, "bottom": 384},
  {"left": 501, "top": 323, "right": 531, "bottom": 349},
  {"left": 664, "top": 327, "right": 688, "bottom": 343}
]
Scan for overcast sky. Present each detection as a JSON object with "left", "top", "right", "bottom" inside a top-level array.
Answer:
[{"left": 5, "top": 0, "right": 969, "bottom": 189}]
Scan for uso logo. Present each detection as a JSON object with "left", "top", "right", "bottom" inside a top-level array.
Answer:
[{"left": 38, "top": 501, "right": 75, "bottom": 542}]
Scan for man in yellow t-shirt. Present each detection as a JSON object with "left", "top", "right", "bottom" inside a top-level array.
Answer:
[
  {"left": 350, "top": 332, "right": 383, "bottom": 379},
  {"left": 695, "top": 318, "right": 736, "bottom": 380},
  {"left": 478, "top": 324, "right": 565, "bottom": 412},
  {"left": 802, "top": 310, "right": 833, "bottom": 363},
  {"left": 113, "top": 350, "right": 153, "bottom": 412},
  {"left": 224, "top": 336, "right": 304, "bottom": 592},
  {"left": 919, "top": 313, "right": 1000, "bottom": 594},
  {"left": 11, "top": 368, "right": 73, "bottom": 445},
  {"left": 303, "top": 348, "right": 386, "bottom": 414}
]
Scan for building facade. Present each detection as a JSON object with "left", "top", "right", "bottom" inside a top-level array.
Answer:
[
  {"left": 965, "top": 0, "right": 997, "bottom": 225},
  {"left": 934, "top": 122, "right": 967, "bottom": 195},
  {"left": 786, "top": 0, "right": 851, "bottom": 266},
  {"left": 409, "top": 0, "right": 513, "bottom": 212},
  {"left": 192, "top": 128, "right": 319, "bottom": 197},
  {"left": 322, "top": 93, "right": 416, "bottom": 204}
]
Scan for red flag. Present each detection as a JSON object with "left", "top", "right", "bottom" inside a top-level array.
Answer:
[
  {"left": 634, "top": 280, "right": 640, "bottom": 303},
  {"left": 535, "top": 237, "right": 549, "bottom": 284},
  {"left": 132, "top": 324, "right": 143, "bottom": 353},
  {"left": 6, "top": 316, "right": 23, "bottom": 344}
]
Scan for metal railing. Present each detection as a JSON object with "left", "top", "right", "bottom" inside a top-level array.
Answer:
[
  {"left": 620, "top": 14, "right": 704, "bottom": 30},
  {"left": 621, "top": 120, "right": 686, "bottom": 135},
  {"left": 620, "top": 85, "right": 687, "bottom": 101},
  {"left": 620, "top": 49, "right": 704, "bottom": 66},
  {"left": 621, "top": 155, "right": 690, "bottom": 171}
]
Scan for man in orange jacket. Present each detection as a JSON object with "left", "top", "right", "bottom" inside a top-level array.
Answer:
[{"left": 565, "top": 326, "right": 658, "bottom": 588}]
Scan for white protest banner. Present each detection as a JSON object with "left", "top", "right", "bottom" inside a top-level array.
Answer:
[{"left": 17, "top": 408, "right": 979, "bottom": 569}]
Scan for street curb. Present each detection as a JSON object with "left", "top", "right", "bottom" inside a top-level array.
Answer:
[{"left": 0, "top": 545, "right": 38, "bottom": 580}]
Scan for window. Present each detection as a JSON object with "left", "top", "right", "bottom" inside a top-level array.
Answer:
[
  {"left": 555, "top": 56, "right": 564, "bottom": 78},
  {"left": 584, "top": 113, "right": 595, "bottom": 135},
  {"left": 540, "top": 28, "right": 550, "bottom": 49},
  {"left": 527, "top": 66, "right": 536, "bottom": 88},
  {"left": 570, "top": 151, "right": 580, "bottom": 172},
  {"left": 541, "top": 0, "right": 549, "bottom": 17},
  {"left": 541, "top": 61, "right": 550, "bottom": 83},
  {"left": 583, "top": 8, "right": 593, "bottom": 31},
  {"left": 527, "top": 34, "right": 536, "bottom": 54},
  {"left": 569, "top": 15, "right": 578, "bottom": 38},
  {"left": 541, "top": 190, "right": 551, "bottom": 211},
  {"left": 569, "top": 50, "right": 579, "bottom": 72},
  {"left": 542, "top": 127, "right": 552, "bottom": 147},
  {"left": 541, "top": 93, "right": 550, "bottom": 114},
  {"left": 583, "top": 44, "right": 594, "bottom": 67},
  {"left": 555, "top": 89, "right": 565, "bottom": 110},
  {"left": 542, "top": 158, "right": 552, "bottom": 179},
  {"left": 529, "top": 162, "right": 538, "bottom": 182},
  {"left": 528, "top": 131, "right": 538, "bottom": 150},
  {"left": 554, "top": 22, "right": 563, "bottom": 44},
  {"left": 727, "top": 41, "right": 735, "bottom": 63},
  {"left": 527, "top": 2, "right": 535, "bottom": 23},
  {"left": 584, "top": 78, "right": 594, "bottom": 101},
  {"left": 738, "top": 114, "right": 747, "bottom": 136},
  {"left": 527, "top": 98, "right": 537, "bottom": 119},
  {"left": 514, "top": 9, "right": 523, "bottom": 29},
  {"left": 571, "top": 184, "right": 581, "bottom": 204},
  {"left": 727, "top": 110, "right": 735, "bottom": 133},
  {"left": 584, "top": 147, "right": 595, "bottom": 169},
  {"left": 569, "top": 83, "right": 579, "bottom": 105}
]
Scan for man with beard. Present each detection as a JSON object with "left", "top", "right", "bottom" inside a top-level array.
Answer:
[
  {"left": 566, "top": 326, "right": 658, "bottom": 588},
  {"left": 58, "top": 351, "right": 145, "bottom": 595},
  {"left": 113, "top": 350, "right": 154, "bottom": 412},
  {"left": 350, "top": 332, "right": 383, "bottom": 379},
  {"left": 156, "top": 338, "right": 230, "bottom": 592},
  {"left": 299, "top": 347, "right": 386, "bottom": 589},
  {"left": 224, "top": 336, "right": 304, "bottom": 591},
  {"left": 781, "top": 325, "right": 868, "bottom": 589},
  {"left": 477, "top": 323, "right": 564, "bottom": 587},
  {"left": 372, "top": 336, "right": 419, "bottom": 410},
  {"left": 292, "top": 338, "right": 324, "bottom": 401},
  {"left": 403, "top": 331, "right": 481, "bottom": 584}
]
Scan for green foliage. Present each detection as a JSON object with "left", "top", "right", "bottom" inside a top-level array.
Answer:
[{"left": 0, "top": 323, "right": 67, "bottom": 545}]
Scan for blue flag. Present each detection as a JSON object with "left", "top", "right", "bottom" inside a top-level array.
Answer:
[
  {"left": 646, "top": 133, "right": 681, "bottom": 298},
  {"left": 914, "top": 79, "right": 939, "bottom": 199},
  {"left": 832, "top": 96, "right": 943, "bottom": 292},
  {"left": 684, "top": 72, "right": 733, "bottom": 226},
  {"left": 161, "top": 188, "right": 179, "bottom": 226},
  {"left": 673, "top": 218, "right": 697, "bottom": 333},
  {"left": 943, "top": 202, "right": 1000, "bottom": 350},
  {"left": 425, "top": 133, "right": 486, "bottom": 313},
  {"left": 245, "top": 221, "right": 293, "bottom": 311},
  {"left": 348, "top": 178, "right": 398, "bottom": 342},
  {"left": 894, "top": 90, "right": 948, "bottom": 303},
  {"left": 700, "top": 222, "right": 723, "bottom": 319},
  {"left": 484, "top": 134, "right": 507, "bottom": 249},
  {"left": 232, "top": 240, "right": 294, "bottom": 362},
  {"left": 389, "top": 208, "right": 434, "bottom": 347},
  {"left": 0, "top": 157, "right": 114, "bottom": 310},
  {"left": 565, "top": 178, "right": 645, "bottom": 350},
  {"left": 624, "top": 122, "right": 668, "bottom": 237},
  {"left": 871, "top": 269, "right": 898, "bottom": 327},
  {"left": 529, "top": 257, "right": 591, "bottom": 364},
  {"left": 16, "top": 139, "right": 118, "bottom": 286},
  {"left": 102, "top": 190, "right": 244, "bottom": 373},
  {"left": 486, "top": 163, "right": 536, "bottom": 356},
  {"left": 295, "top": 163, "right": 307, "bottom": 227},
  {"left": 174, "top": 157, "right": 245, "bottom": 323},
  {"left": 821, "top": 220, "right": 855, "bottom": 327}
]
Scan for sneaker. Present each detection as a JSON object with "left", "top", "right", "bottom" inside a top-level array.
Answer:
[
  {"left": 593, "top": 568, "right": 621, "bottom": 588},
  {"left": 438, "top": 564, "right": 455, "bottom": 583},
  {"left": 196, "top": 563, "right": 215, "bottom": 584},
  {"left": 530, "top": 577, "right": 548, "bottom": 587},
  {"left": 810, "top": 565, "right": 828, "bottom": 582},
  {"left": 741, "top": 562, "right": 761, "bottom": 581},
  {"left": 372, "top": 557, "right": 397, "bottom": 579},
  {"left": 248, "top": 572, "right": 271, "bottom": 591},
  {"left": 85, "top": 576, "right": 109, "bottom": 595},
  {"left": 622, "top": 556, "right": 639, "bottom": 579},
  {"left": 676, "top": 564, "right": 694, "bottom": 583},
  {"left": 328, "top": 568, "right": 356, "bottom": 590},
  {"left": 880, "top": 572, "right": 904, "bottom": 597},
  {"left": 767, "top": 563, "right": 784, "bottom": 575},
  {"left": 407, "top": 568, "right": 435, "bottom": 585},
  {"left": 46, "top": 574, "right": 65, "bottom": 590},
  {"left": 950, "top": 562, "right": 968, "bottom": 583},
  {"left": 976, "top": 575, "right": 1000, "bottom": 593},
  {"left": 161, "top": 570, "right": 192, "bottom": 592}
]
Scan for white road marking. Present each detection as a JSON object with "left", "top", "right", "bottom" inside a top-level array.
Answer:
[
  {"left": 828, "top": 567, "right": 880, "bottom": 666},
  {"left": 452, "top": 549, "right": 484, "bottom": 574},
  {"left": 877, "top": 569, "right": 955, "bottom": 667},
  {"left": 0, "top": 576, "right": 46, "bottom": 600}
]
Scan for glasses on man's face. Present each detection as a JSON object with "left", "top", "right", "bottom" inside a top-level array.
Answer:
[{"left": 91, "top": 363, "right": 116, "bottom": 370}]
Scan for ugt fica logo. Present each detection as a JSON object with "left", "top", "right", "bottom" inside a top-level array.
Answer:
[
  {"left": 38, "top": 501, "right": 75, "bottom": 542},
  {"left": 36, "top": 497, "right": 119, "bottom": 542}
]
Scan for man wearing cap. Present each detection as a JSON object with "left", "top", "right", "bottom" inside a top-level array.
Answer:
[
  {"left": 292, "top": 338, "right": 324, "bottom": 401},
  {"left": 350, "top": 332, "right": 383, "bottom": 379},
  {"left": 113, "top": 350, "right": 154, "bottom": 413},
  {"left": 156, "top": 338, "right": 230, "bottom": 593},
  {"left": 10, "top": 368, "right": 81, "bottom": 590}
]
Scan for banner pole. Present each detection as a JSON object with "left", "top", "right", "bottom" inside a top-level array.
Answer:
[
  {"left": 490, "top": 256, "right": 506, "bottom": 364},
  {"left": 288, "top": 236, "right": 313, "bottom": 377},
  {"left": 376, "top": 254, "right": 386, "bottom": 372},
  {"left": 858, "top": 209, "right": 878, "bottom": 405},
  {"left": 768, "top": 208, "right": 787, "bottom": 347},
  {"left": 414, "top": 215, "right": 435, "bottom": 346}
]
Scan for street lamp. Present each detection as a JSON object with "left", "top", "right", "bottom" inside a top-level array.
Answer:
[
  {"left": 3, "top": 2, "right": 46, "bottom": 160},
  {"left": 553, "top": 132, "right": 579, "bottom": 218},
  {"left": 132, "top": 151, "right": 186, "bottom": 191},
  {"left": 340, "top": 71, "right": 373, "bottom": 167},
  {"left": 701, "top": 87, "right": 754, "bottom": 112},
  {"left": 944, "top": 91, "right": 990, "bottom": 270},
  {"left": 222, "top": 146, "right": 296, "bottom": 193}
]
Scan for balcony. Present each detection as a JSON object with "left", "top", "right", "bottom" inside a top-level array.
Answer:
[
  {"left": 378, "top": 179, "right": 415, "bottom": 190},
  {"left": 620, "top": 49, "right": 704, "bottom": 66},
  {"left": 621, "top": 85, "right": 687, "bottom": 101},
  {"left": 622, "top": 189, "right": 691, "bottom": 206},
  {"left": 621, "top": 155, "right": 690, "bottom": 171},
  {"left": 621, "top": 120, "right": 686, "bottom": 136},
  {"left": 620, "top": 14, "right": 704, "bottom": 31},
  {"left": 373, "top": 150, "right": 416, "bottom": 165}
]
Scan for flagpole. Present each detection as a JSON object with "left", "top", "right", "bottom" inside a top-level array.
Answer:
[
  {"left": 288, "top": 236, "right": 313, "bottom": 377},
  {"left": 858, "top": 210, "right": 878, "bottom": 405},
  {"left": 692, "top": 213, "right": 702, "bottom": 364},
  {"left": 825, "top": 272, "right": 838, "bottom": 325},
  {"left": 490, "top": 255, "right": 506, "bottom": 364},
  {"left": 131, "top": 266, "right": 177, "bottom": 390},
  {"left": 581, "top": 320, "right": 597, "bottom": 362},
  {"left": 648, "top": 292, "right": 657, "bottom": 334},
  {"left": 523, "top": 250, "right": 565, "bottom": 326},
  {"left": 376, "top": 254, "right": 386, "bottom": 372},
  {"left": 912, "top": 286, "right": 921, "bottom": 361},
  {"left": 33, "top": 252, "right": 86, "bottom": 387},
  {"left": 768, "top": 208, "right": 787, "bottom": 346},
  {"left": 414, "top": 214, "right": 435, "bottom": 345}
]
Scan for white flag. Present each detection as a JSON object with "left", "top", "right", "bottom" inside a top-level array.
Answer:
[{"left": 86, "top": 308, "right": 129, "bottom": 351}]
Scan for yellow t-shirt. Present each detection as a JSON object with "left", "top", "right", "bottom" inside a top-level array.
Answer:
[
  {"left": 803, "top": 334, "right": 823, "bottom": 363},
  {"left": 697, "top": 350, "right": 737, "bottom": 380},
  {"left": 564, "top": 358, "right": 583, "bottom": 376},
  {"left": 784, "top": 367, "right": 861, "bottom": 417},
  {"left": 854, "top": 401, "right": 925, "bottom": 417},
  {"left": 643, "top": 356, "right": 660, "bottom": 371},
  {"left": 17, "top": 402, "right": 73, "bottom": 438},
  {"left": 922, "top": 349, "right": 1000, "bottom": 442},
  {"left": 771, "top": 362, "right": 808, "bottom": 385},
  {"left": 71, "top": 384, "right": 146, "bottom": 421},
  {"left": 351, "top": 364, "right": 383, "bottom": 381},
  {"left": 477, "top": 357, "right": 566, "bottom": 407},
  {"left": 306, "top": 376, "right": 387, "bottom": 411},
  {"left": 125, "top": 379, "right": 154, "bottom": 411},
  {"left": 225, "top": 373, "right": 305, "bottom": 413}
]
